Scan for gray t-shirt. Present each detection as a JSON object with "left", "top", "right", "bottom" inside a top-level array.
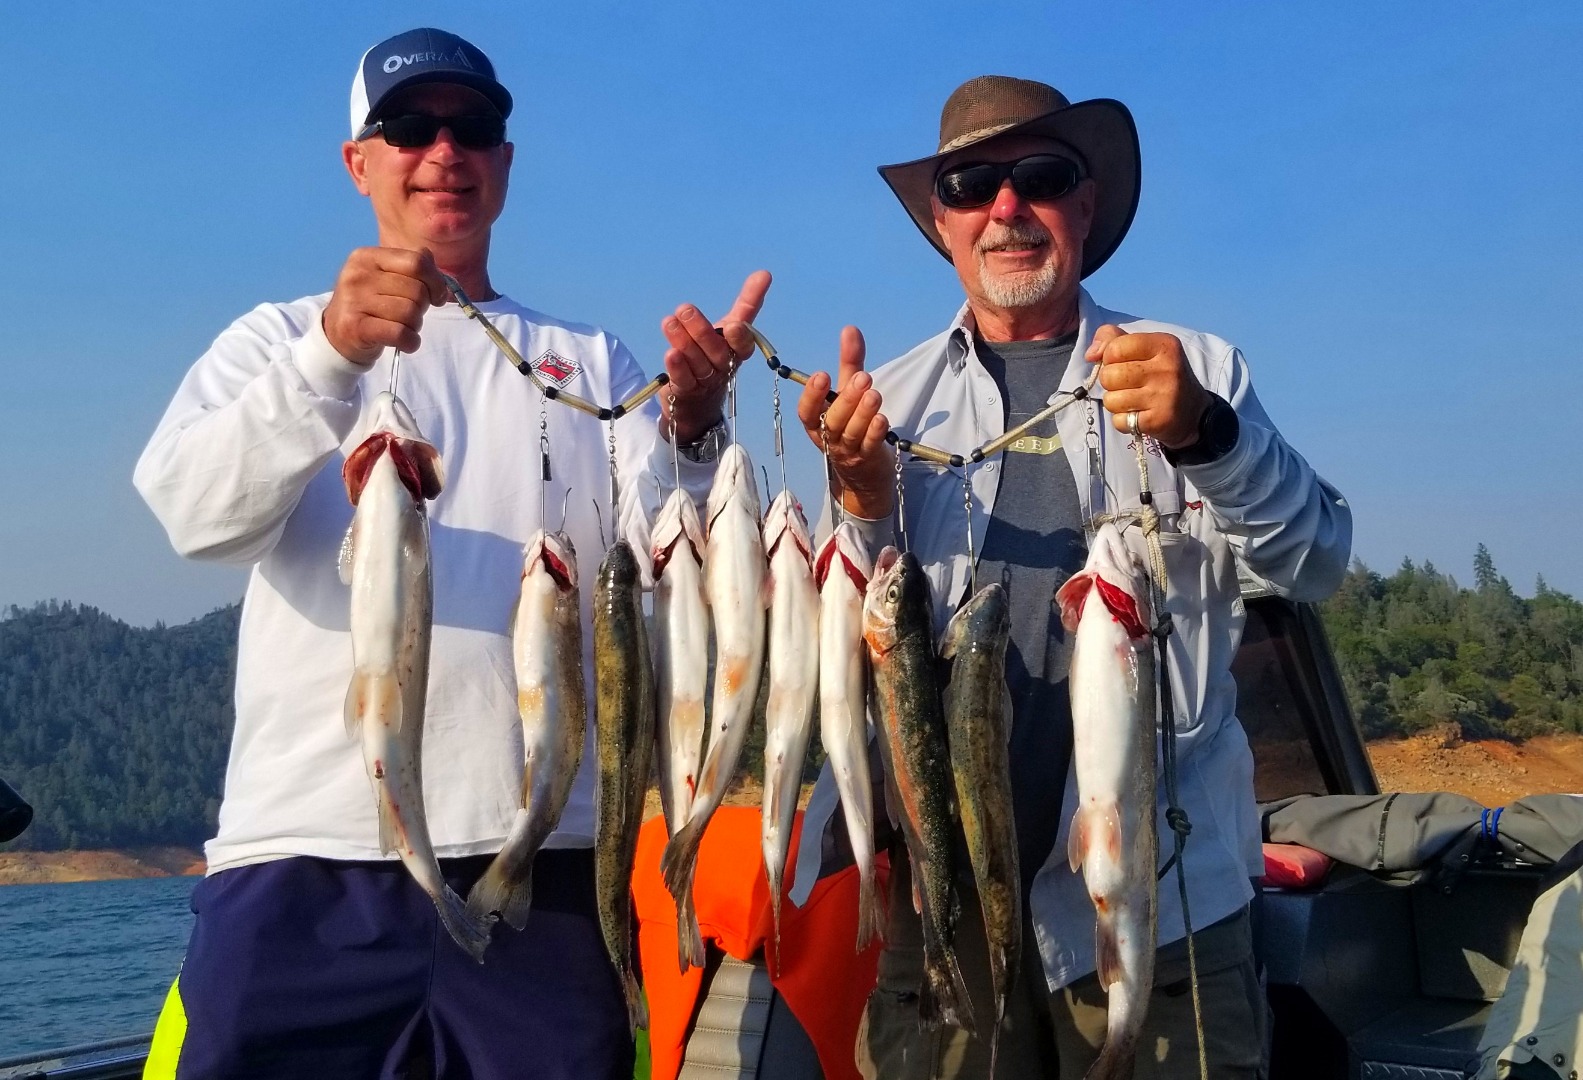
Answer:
[{"left": 973, "top": 334, "right": 1088, "bottom": 887}]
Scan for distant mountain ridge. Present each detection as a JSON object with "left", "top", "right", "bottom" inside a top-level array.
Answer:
[{"left": 0, "top": 601, "right": 238, "bottom": 851}]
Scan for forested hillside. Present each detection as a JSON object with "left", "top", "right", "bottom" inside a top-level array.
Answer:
[
  {"left": 0, "top": 601, "right": 238, "bottom": 850},
  {"left": 1320, "top": 545, "right": 1583, "bottom": 740}
]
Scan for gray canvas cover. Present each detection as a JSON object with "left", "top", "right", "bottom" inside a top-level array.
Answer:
[{"left": 1260, "top": 792, "right": 1583, "bottom": 873}]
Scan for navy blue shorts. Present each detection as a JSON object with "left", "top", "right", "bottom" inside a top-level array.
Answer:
[{"left": 174, "top": 850, "right": 632, "bottom": 1080}]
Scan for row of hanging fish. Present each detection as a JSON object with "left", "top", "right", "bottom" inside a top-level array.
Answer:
[{"left": 337, "top": 391, "right": 1160, "bottom": 1074}]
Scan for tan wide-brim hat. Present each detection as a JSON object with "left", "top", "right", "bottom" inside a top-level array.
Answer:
[{"left": 879, "top": 75, "right": 1141, "bottom": 278}]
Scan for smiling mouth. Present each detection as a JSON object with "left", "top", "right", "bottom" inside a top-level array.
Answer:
[{"left": 414, "top": 186, "right": 474, "bottom": 196}]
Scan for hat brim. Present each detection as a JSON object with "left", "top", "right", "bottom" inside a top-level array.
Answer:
[
  {"left": 877, "top": 98, "right": 1139, "bottom": 279},
  {"left": 364, "top": 71, "right": 514, "bottom": 126}
]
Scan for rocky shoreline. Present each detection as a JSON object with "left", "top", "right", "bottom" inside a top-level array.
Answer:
[{"left": 0, "top": 846, "right": 205, "bottom": 885}]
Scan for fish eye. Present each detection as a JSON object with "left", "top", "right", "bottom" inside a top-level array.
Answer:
[{"left": 886, "top": 584, "right": 900, "bottom": 603}]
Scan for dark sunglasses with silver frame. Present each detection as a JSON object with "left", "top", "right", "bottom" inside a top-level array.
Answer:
[
  {"left": 934, "top": 153, "right": 1084, "bottom": 210},
  {"left": 356, "top": 112, "right": 507, "bottom": 150}
]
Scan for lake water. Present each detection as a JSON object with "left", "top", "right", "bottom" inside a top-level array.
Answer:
[{"left": 0, "top": 875, "right": 194, "bottom": 1060}]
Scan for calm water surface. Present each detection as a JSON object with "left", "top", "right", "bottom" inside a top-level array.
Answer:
[{"left": 0, "top": 875, "right": 194, "bottom": 1059}]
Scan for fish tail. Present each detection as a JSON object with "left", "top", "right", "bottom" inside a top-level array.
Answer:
[
  {"left": 436, "top": 884, "right": 494, "bottom": 964},
  {"left": 661, "top": 821, "right": 706, "bottom": 972},
  {"left": 622, "top": 966, "right": 648, "bottom": 1035},
  {"left": 1085, "top": 1034, "right": 1139, "bottom": 1080},
  {"left": 989, "top": 1016, "right": 1002, "bottom": 1080},
  {"left": 466, "top": 860, "right": 534, "bottom": 931},
  {"left": 918, "top": 936, "right": 976, "bottom": 1035},
  {"left": 768, "top": 867, "right": 784, "bottom": 979},
  {"left": 855, "top": 864, "right": 884, "bottom": 951}
]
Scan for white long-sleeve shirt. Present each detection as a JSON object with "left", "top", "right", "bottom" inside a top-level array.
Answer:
[
  {"left": 136, "top": 293, "right": 711, "bottom": 874},
  {"left": 790, "top": 287, "right": 1352, "bottom": 991}
]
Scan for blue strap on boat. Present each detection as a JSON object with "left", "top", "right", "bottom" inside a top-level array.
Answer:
[{"left": 1479, "top": 806, "right": 1505, "bottom": 842}]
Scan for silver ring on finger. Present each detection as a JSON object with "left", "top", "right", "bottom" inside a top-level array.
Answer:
[{"left": 1126, "top": 411, "right": 1141, "bottom": 437}]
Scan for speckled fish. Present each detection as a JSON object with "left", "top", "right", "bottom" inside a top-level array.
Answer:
[
  {"left": 1055, "top": 522, "right": 1158, "bottom": 1080},
  {"left": 593, "top": 539, "right": 655, "bottom": 1033},
  {"left": 759, "top": 490, "right": 820, "bottom": 964},
  {"left": 661, "top": 443, "right": 768, "bottom": 973},
  {"left": 652, "top": 489, "right": 709, "bottom": 840},
  {"left": 340, "top": 391, "right": 491, "bottom": 963},
  {"left": 814, "top": 521, "right": 883, "bottom": 953},
  {"left": 864, "top": 547, "right": 973, "bottom": 1034},
  {"left": 941, "top": 582, "right": 1019, "bottom": 1076},
  {"left": 467, "top": 529, "right": 586, "bottom": 931}
]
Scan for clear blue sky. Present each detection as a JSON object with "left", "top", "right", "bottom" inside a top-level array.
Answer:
[{"left": 3, "top": 2, "right": 1579, "bottom": 626}]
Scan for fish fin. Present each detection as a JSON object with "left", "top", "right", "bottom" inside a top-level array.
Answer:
[
  {"left": 1067, "top": 808, "right": 1087, "bottom": 871},
  {"left": 623, "top": 967, "right": 648, "bottom": 1035},
  {"left": 1095, "top": 915, "right": 1124, "bottom": 990},
  {"left": 376, "top": 787, "right": 400, "bottom": 856},
  {"left": 912, "top": 874, "right": 924, "bottom": 917},
  {"left": 660, "top": 820, "right": 707, "bottom": 972},
  {"left": 918, "top": 934, "right": 976, "bottom": 1035},
  {"left": 1054, "top": 571, "right": 1094, "bottom": 633},
  {"left": 1087, "top": 1041, "right": 1139, "bottom": 1080},
  {"left": 855, "top": 865, "right": 884, "bottom": 951},
  {"left": 337, "top": 523, "right": 356, "bottom": 585},
  {"left": 467, "top": 858, "right": 535, "bottom": 932},
  {"left": 345, "top": 669, "right": 401, "bottom": 739},
  {"left": 436, "top": 884, "right": 494, "bottom": 964}
]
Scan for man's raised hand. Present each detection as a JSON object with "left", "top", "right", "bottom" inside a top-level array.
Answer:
[
  {"left": 323, "top": 248, "right": 451, "bottom": 365},
  {"left": 659, "top": 270, "right": 773, "bottom": 445},
  {"left": 796, "top": 326, "right": 896, "bottom": 520}
]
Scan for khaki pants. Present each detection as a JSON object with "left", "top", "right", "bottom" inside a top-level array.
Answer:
[{"left": 856, "top": 854, "right": 1267, "bottom": 1079}]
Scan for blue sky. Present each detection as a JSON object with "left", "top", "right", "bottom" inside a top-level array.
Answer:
[{"left": 2, "top": 2, "right": 1579, "bottom": 626}]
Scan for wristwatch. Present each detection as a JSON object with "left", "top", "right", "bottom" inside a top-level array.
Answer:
[
  {"left": 676, "top": 417, "right": 729, "bottom": 463},
  {"left": 1160, "top": 394, "right": 1240, "bottom": 467}
]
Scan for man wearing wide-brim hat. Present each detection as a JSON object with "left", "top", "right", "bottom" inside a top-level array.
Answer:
[{"left": 791, "top": 76, "right": 1352, "bottom": 1077}]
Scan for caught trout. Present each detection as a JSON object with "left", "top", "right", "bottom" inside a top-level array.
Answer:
[
  {"left": 759, "top": 490, "right": 820, "bottom": 965},
  {"left": 340, "top": 391, "right": 491, "bottom": 963},
  {"left": 814, "top": 521, "right": 883, "bottom": 952},
  {"left": 467, "top": 529, "right": 586, "bottom": 930},
  {"left": 941, "top": 583, "right": 1020, "bottom": 1076},
  {"left": 593, "top": 539, "right": 655, "bottom": 1033},
  {"left": 652, "top": 489, "right": 709, "bottom": 839},
  {"left": 661, "top": 443, "right": 768, "bottom": 972},
  {"left": 1056, "top": 522, "right": 1158, "bottom": 1080},
  {"left": 864, "top": 548, "right": 974, "bottom": 1034}
]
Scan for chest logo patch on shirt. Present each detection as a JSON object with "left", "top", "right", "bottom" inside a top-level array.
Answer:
[
  {"left": 1006, "top": 434, "right": 1063, "bottom": 455},
  {"left": 531, "top": 349, "right": 581, "bottom": 387}
]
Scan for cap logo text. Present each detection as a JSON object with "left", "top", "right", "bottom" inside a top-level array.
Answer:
[{"left": 381, "top": 48, "right": 476, "bottom": 75}]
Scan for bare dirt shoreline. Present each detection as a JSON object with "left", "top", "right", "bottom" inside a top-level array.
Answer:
[
  {"left": 5, "top": 736, "right": 1579, "bottom": 886},
  {"left": 0, "top": 846, "right": 205, "bottom": 886}
]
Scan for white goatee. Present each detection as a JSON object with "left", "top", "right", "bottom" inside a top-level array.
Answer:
[{"left": 974, "top": 222, "right": 1061, "bottom": 309}]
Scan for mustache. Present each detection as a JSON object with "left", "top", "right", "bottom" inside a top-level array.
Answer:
[{"left": 975, "top": 222, "right": 1051, "bottom": 255}]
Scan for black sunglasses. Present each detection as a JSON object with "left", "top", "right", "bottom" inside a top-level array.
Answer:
[
  {"left": 935, "top": 154, "right": 1084, "bottom": 209},
  {"left": 357, "top": 113, "right": 506, "bottom": 150}
]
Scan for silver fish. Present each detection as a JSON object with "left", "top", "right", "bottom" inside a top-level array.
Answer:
[
  {"left": 1056, "top": 522, "right": 1158, "bottom": 1080},
  {"left": 467, "top": 529, "right": 586, "bottom": 930},
  {"left": 652, "top": 489, "right": 710, "bottom": 840},
  {"left": 661, "top": 442, "right": 768, "bottom": 972},
  {"left": 760, "top": 490, "right": 820, "bottom": 966},
  {"left": 340, "top": 391, "right": 491, "bottom": 963},
  {"left": 813, "top": 521, "right": 883, "bottom": 953}
]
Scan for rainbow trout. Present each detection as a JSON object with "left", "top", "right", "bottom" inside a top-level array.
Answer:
[
  {"left": 864, "top": 547, "right": 974, "bottom": 1034},
  {"left": 760, "top": 490, "right": 820, "bottom": 964},
  {"left": 652, "top": 488, "right": 709, "bottom": 840},
  {"left": 661, "top": 443, "right": 767, "bottom": 972},
  {"left": 340, "top": 391, "right": 491, "bottom": 963},
  {"left": 814, "top": 521, "right": 882, "bottom": 952},
  {"left": 941, "top": 582, "right": 1019, "bottom": 1076},
  {"left": 1055, "top": 522, "right": 1158, "bottom": 1080},
  {"left": 467, "top": 529, "right": 586, "bottom": 931},
  {"left": 593, "top": 539, "right": 654, "bottom": 1033}
]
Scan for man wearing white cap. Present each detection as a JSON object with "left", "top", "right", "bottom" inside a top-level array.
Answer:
[
  {"left": 794, "top": 75, "right": 1352, "bottom": 1077},
  {"left": 136, "top": 26, "right": 759, "bottom": 1080}
]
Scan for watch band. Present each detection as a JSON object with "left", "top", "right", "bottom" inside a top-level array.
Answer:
[
  {"left": 1160, "top": 395, "right": 1240, "bottom": 467},
  {"left": 676, "top": 418, "right": 729, "bottom": 463}
]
